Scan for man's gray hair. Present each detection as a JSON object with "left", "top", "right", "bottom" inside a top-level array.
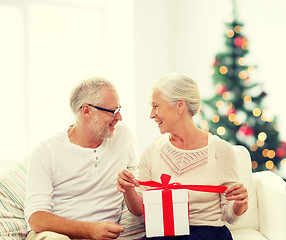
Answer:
[
  {"left": 152, "top": 73, "right": 201, "bottom": 116},
  {"left": 70, "top": 77, "right": 116, "bottom": 116}
]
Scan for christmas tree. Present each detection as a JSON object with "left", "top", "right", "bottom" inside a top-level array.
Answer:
[{"left": 198, "top": 7, "right": 286, "bottom": 173}]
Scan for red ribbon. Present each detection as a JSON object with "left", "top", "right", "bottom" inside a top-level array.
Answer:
[
  {"left": 140, "top": 174, "right": 227, "bottom": 236},
  {"left": 162, "top": 189, "right": 174, "bottom": 236},
  {"left": 138, "top": 174, "right": 227, "bottom": 193}
]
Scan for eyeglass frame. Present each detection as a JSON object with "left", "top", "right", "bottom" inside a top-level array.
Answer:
[{"left": 81, "top": 103, "right": 121, "bottom": 117}]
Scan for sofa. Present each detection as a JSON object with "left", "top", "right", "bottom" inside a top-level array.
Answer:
[{"left": 1, "top": 146, "right": 286, "bottom": 240}]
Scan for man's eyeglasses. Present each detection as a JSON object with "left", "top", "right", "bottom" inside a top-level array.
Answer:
[{"left": 83, "top": 104, "right": 121, "bottom": 117}]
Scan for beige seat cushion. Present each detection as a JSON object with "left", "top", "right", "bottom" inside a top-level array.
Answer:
[{"left": 0, "top": 158, "right": 28, "bottom": 239}]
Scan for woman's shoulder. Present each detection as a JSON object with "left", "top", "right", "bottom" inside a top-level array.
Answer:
[
  {"left": 210, "top": 134, "right": 232, "bottom": 148},
  {"left": 209, "top": 134, "right": 235, "bottom": 157}
]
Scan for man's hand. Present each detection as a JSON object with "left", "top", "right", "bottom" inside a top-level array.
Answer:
[{"left": 89, "top": 222, "right": 125, "bottom": 240}]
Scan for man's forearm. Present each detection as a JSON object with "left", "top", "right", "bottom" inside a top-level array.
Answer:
[
  {"left": 29, "top": 211, "right": 93, "bottom": 239},
  {"left": 29, "top": 211, "right": 125, "bottom": 239}
]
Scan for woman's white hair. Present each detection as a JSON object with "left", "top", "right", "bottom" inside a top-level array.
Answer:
[
  {"left": 152, "top": 73, "right": 201, "bottom": 116},
  {"left": 70, "top": 77, "right": 116, "bottom": 116}
]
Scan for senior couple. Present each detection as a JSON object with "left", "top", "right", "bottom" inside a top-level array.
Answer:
[{"left": 25, "top": 74, "right": 248, "bottom": 240}]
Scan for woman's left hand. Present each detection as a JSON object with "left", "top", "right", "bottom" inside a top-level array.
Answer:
[{"left": 225, "top": 183, "right": 248, "bottom": 216}]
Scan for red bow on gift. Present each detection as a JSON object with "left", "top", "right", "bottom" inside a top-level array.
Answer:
[{"left": 138, "top": 174, "right": 227, "bottom": 193}]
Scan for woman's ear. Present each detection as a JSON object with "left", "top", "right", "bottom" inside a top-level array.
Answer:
[{"left": 177, "top": 99, "right": 186, "bottom": 114}]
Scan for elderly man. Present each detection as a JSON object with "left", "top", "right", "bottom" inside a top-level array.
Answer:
[{"left": 25, "top": 77, "right": 137, "bottom": 240}]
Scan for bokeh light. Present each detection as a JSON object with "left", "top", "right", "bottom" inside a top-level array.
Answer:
[
  {"left": 219, "top": 66, "right": 228, "bottom": 74},
  {"left": 228, "top": 113, "right": 236, "bottom": 122},
  {"left": 258, "top": 132, "right": 267, "bottom": 141},
  {"left": 253, "top": 108, "right": 261, "bottom": 117},
  {"left": 252, "top": 161, "right": 258, "bottom": 169},
  {"left": 239, "top": 70, "right": 249, "bottom": 79},
  {"left": 243, "top": 95, "right": 252, "bottom": 104},
  {"left": 265, "top": 160, "right": 274, "bottom": 170},
  {"left": 212, "top": 115, "right": 220, "bottom": 123},
  {"left": 226, "top": 29, "right": 234, "bottom": 38},
  {"left": 216, "top": 100, "right": 224, "bottom": 108},
  {"left": 257, "top": 139, "right": 265, "bottom": 147},
  {"left": 262, "top": 149, "right": 269, "bottom": 157},
  {"left": 250, "top": 144, "right": 258, "bottom": 151},
  {"left": 217, "top": 126, "right": 226, "bottom": 135},
  {"left": 222, "top": 92, "right": 231, "bottom": 100},
  {"left": 267, "top": 150, "right": 276, "bottom": 159},
  {"left": 238, "top": 57, "right": 245, "bottom": 65}
]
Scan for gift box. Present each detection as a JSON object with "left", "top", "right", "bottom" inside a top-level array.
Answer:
[
  {"left": 139, "top": 174, "right": 227, "bottom": 238},
  {"left": 143, "top": 188, "right": 190, "bottom": 237}
]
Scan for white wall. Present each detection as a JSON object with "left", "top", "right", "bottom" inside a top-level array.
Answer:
[{"left": 0, "top": 0, "right": 285, "bottom": 166}]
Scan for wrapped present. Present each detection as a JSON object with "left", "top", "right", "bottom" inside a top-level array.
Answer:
[
  {"left": 139, "top": 174, "right": 227, "bottom": 238},
  {"left": 143, "top": 188, "right": 189, "bottom": 237}
]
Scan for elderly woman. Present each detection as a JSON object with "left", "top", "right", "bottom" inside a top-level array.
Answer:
[{"left": 117, "top": 73, "right": 248, "bottom": 240}]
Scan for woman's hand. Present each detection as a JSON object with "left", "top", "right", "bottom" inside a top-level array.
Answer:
[
  {"left": 225, "top": 183, "right": 248, "bottom": 216},
  {"left": 117, "top": 169, "right": 140, "bottom": 193},
  {"left": 117, "top": 170, "right": 143, "bottom": 216}
]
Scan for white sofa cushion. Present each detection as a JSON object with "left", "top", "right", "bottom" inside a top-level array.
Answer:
[
  {"left": 254, "top": 171, "right": 286, "bottom": 240},
  {"left": 227, "top": 146, "right": 259, "bottom": 231}
]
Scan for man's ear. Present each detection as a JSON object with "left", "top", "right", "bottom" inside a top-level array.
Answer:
[{"left": 81, "top": 104, "right": 92, "bottom": 119}]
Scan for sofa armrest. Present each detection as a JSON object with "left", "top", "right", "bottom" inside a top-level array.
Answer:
[{"left": 253, "top": 171, "right": 286, "bottom": 240}]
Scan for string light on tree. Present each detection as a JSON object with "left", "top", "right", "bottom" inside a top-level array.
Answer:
[
  {"left": 216, "top": 100, "right": 224, "bottom": 109},
  {"left": 238, "top": 57, "right": 245, "bottom": 66},
  {"left": 219, "top": 66, "right": 228, "bottom": 75},
  {"left": 243, "top": 95, "right": 252, "bottom": 104},
  {"left": 252, "top": 161, "right": 258, "bottom": 169},
  {"left": 239, "top": 70, "right": 249, "bottom": 80},
  {"left": 234, "top": 24, "right": 241, "bottom": 33},
  {"left": 258, "top": 132, "right": 267, "bottom": 142},
  {"left": 226, "top": 29, "right": 234, "bottom": 38},
  {"left": 228, "top": 113, "right": 236, "bottom": 122},
  {"left": 217, "top": 126, "right": 226, "bottom": 136},
  {"left": 248, "top": 66, "right": 256, "bottom": 72},
  {"left": 250, "top": 144, "right": 258, "bottom": 152},
  {"left": 262, "top": 149, "right": 269, "bottom": 158},
  {"left": 253, "top": 108, "right": 261, "bottom": 117},
  {"left": 256, "top": 139, "right": 265, "bottom": 148},
  {"left": 212, "top": 115, "right": 220, "bottom": 123},
  {"left": 265, "top": 160, "right": 274, "bottom": 170}
]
